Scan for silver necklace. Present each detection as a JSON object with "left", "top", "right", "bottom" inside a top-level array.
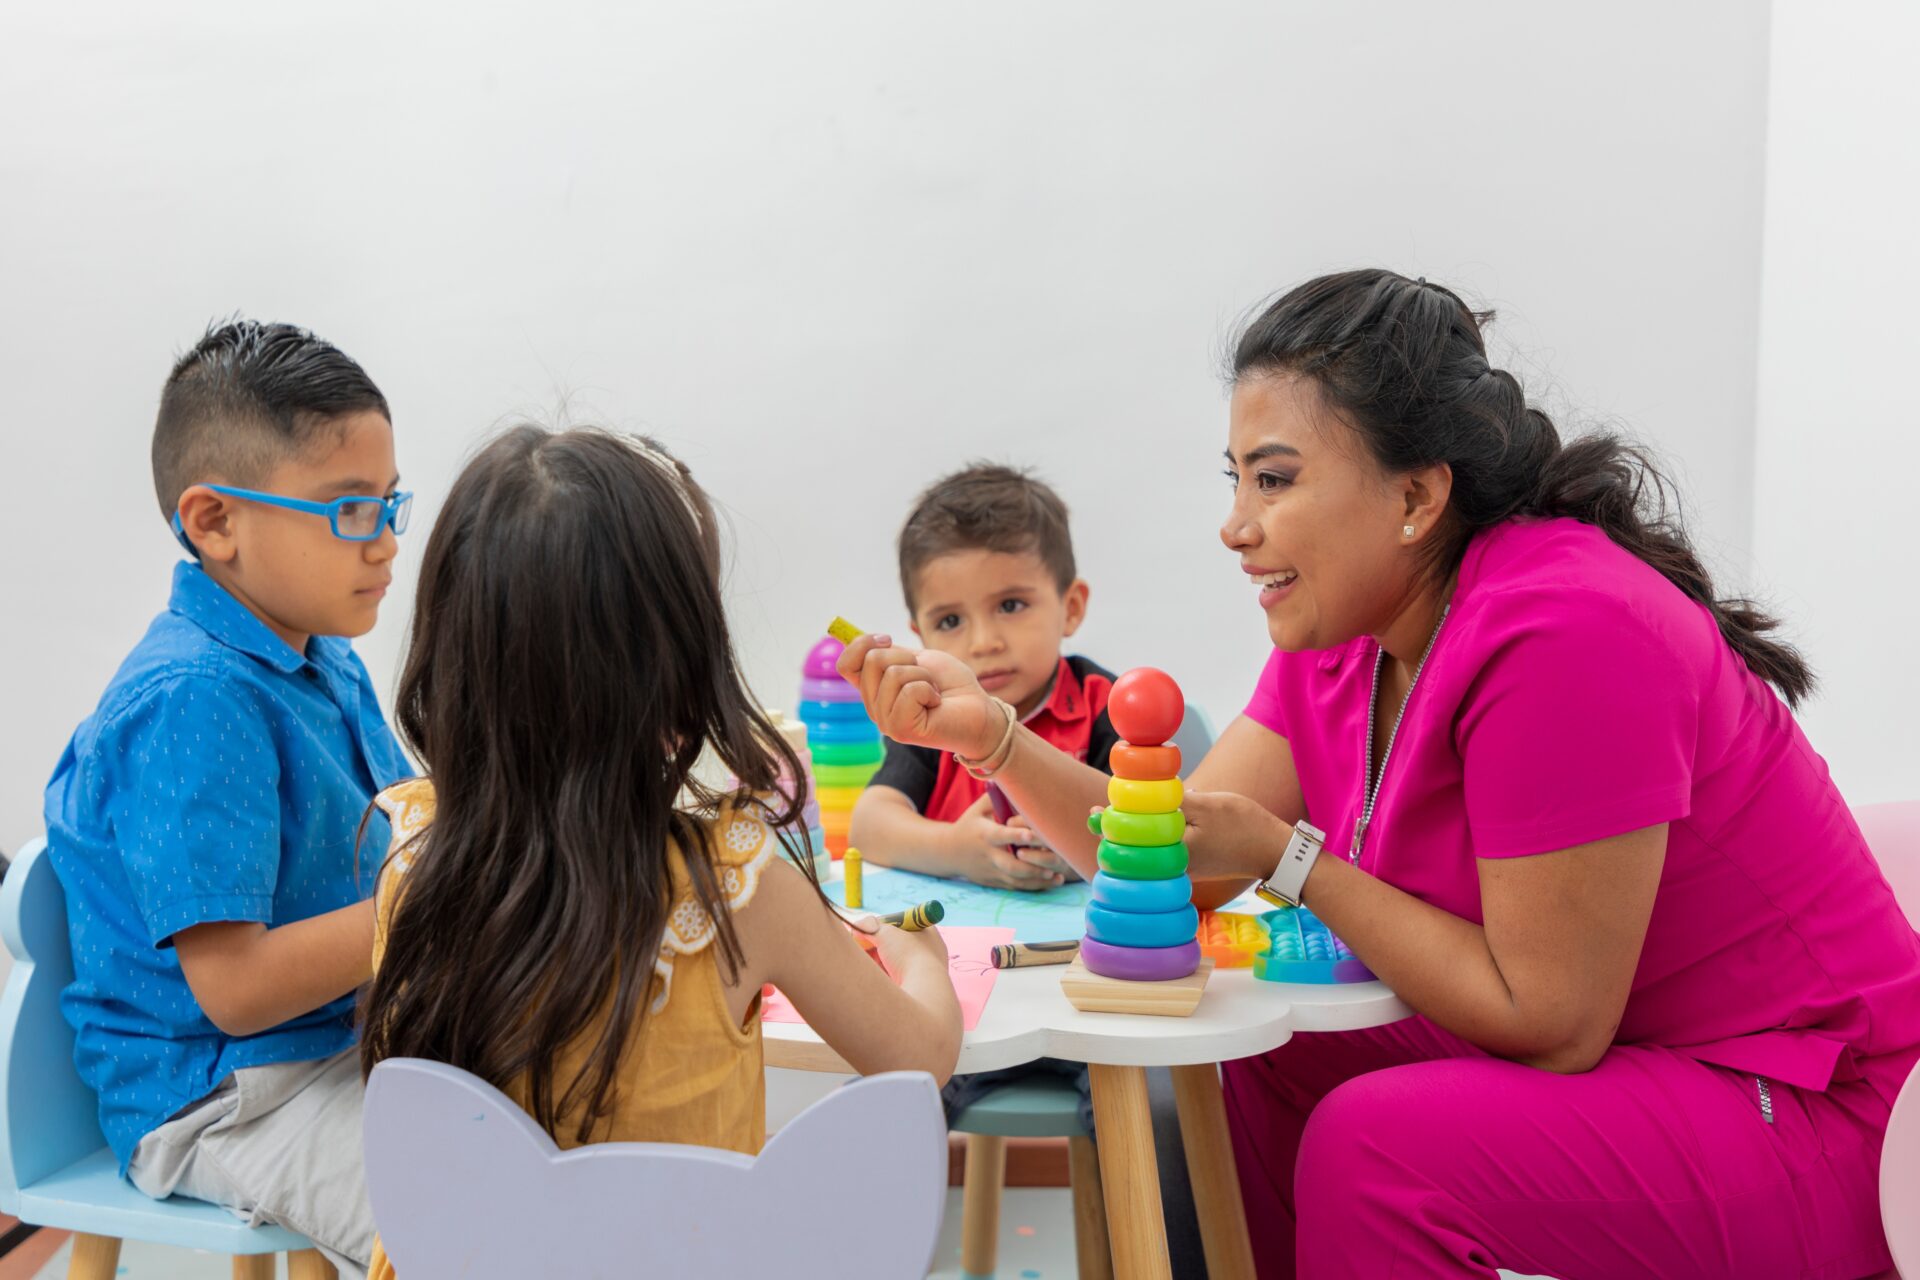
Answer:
[{"left": 1352, "top": 604, "right": 1450, "bottom": 864}]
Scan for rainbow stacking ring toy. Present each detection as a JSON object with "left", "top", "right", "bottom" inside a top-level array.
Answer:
[
  {"left": 1079, "top": 667, "right": 1200, "bottom": 982},
  {"left": 798, "top": 635, "right": 884, "bottom": 860}
]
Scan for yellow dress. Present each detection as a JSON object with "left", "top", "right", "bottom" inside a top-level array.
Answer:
[{"left": 363, "top": 778, "right": 776, "bottom": 1280}]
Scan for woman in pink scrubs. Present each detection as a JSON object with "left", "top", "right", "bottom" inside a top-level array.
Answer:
[{"left": 840, "top": 269, "right": 1920, "bottom": 1279}]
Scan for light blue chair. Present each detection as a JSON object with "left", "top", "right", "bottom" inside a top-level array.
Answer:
[
  {"left": 952, "top": 703, "right": 1217, "bottom": 1278},
  {"left": 0, "top": 838, "right": 335, "bottom": 1279}
]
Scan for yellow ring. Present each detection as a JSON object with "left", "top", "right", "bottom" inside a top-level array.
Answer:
[{"left": 1107, "top": 775, "right": 1183, "bottom": 815}]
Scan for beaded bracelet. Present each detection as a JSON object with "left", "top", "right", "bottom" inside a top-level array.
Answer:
[{"left": 954, "top": 696, "right": 1019, "bottom": 780}]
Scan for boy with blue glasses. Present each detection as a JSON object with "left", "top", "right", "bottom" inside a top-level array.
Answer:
[{"left": 44, "top": 319, "right": 414, "bottom": 1277}]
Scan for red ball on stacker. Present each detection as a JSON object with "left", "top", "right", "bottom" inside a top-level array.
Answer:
[{"left": 1108, "top": 667, "right": 1184, "bottom": 747}]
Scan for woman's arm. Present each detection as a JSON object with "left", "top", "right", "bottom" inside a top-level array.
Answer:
[
  {"left": 1189, "top": 791, "right": 1665, "bottom": 1073},
  {"left": 835, "top": 635, "right": 1307, "bottom": 886}
]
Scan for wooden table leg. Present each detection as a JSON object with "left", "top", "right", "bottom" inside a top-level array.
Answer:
[
  {"left": 1088, "top": 1063, "right": 1171, "bottom": 1280},
  {"left": 1171, "top": 1062, "right": 1258, "bottom": 1280},
  {"left": 229, "top": 1256, "right": 274, "bottom": 1280}
]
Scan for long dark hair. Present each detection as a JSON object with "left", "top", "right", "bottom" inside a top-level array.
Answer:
[
  {"left": 1231, "top": 269, "right": 1813, "bottom": 707},
  {"left": 359, "top": 425, "right": 811, "bottom": 1142}
]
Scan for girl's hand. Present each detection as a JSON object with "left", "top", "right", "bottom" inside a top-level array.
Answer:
[
  {"left": 835, "top": 634, "right": 1004, "bottom": 759},
  {"left": 1162, "top": 788, "right": 1292, "bottom": 882},
  {"left": 945, "top": 796, "right": 1064, "bottom": 891},
  {"left": 850, "top": 913, "right": 951, "bottom": 979}
]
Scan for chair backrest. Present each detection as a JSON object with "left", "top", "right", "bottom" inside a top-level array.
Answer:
[
  {"left": 364, "top": 1059, "right": 948, "bottom": 1278},
  {"left": 1170, "top": 703, "right": 1216, "bottom": 779},
  {"left": 1856, "top": 801, "right": 1920, "bottom": 930},
  {"left": 0, "top": 839, "right": 105, "bottom": 1213}
]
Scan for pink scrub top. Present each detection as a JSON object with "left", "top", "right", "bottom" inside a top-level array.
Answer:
[{"left": 1245, "top": 517, "right": 1920, "bottom": 1097}]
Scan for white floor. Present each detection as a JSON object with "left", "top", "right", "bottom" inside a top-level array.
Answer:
[{"left": 24, "top": 1187, "right": 1084, "bottom": 1278}]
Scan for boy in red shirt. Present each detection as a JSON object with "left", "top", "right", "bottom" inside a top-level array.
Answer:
[{"left": 853, "top": 463, "right": 1118, "bottom": 889}]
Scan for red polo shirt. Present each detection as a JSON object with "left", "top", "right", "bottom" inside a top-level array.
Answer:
[{"left": 867, "top": 655, "right": 1118, "bottom": 822}]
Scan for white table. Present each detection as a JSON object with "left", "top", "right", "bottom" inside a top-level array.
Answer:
[{"left": 765, "top": 960, "right": 1410, "bottom": 1279}]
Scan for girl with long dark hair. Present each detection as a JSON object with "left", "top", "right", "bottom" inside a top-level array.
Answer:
[{"left": 359, "top": 426, "right": 961, "bottom": 1279}]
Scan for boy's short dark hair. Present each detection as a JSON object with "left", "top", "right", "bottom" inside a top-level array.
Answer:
[
  {"left": 151, "top": 319, "right": 390, "bottom": 521},
  {"left": 897, "top": 463, "right": 1076, "bottom": 610}
]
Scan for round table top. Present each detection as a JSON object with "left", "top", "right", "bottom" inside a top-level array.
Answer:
[
  {"left": 767, "top": 862, "right": 1411, "bottom": 1073},
  {"left": 764, "top": 957, "right": 1411, "bottom": 1074}
]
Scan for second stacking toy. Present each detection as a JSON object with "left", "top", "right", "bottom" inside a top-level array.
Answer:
[
  {"left": 800, "top": 635, "right": 884, "bottom": 860},
  {"left": 1061, "top": 667, "right": 1213, "bottom": 1017}
]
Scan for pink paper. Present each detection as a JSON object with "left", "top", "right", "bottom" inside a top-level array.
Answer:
[{"left": 762, "top": 924, "right": 1014, "bottom": 1031}]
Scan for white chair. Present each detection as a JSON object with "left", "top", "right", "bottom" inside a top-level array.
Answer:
[{"left": 363, "top": 1060, "right": 948, "bottom": 1278}]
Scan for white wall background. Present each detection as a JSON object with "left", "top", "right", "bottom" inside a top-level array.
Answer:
[
  {"left": 1752, "top": 2, "right": 1920, "bottom": 806},
  {"left": 0, "top": 1, "right": 1775, "bottom": 857}
]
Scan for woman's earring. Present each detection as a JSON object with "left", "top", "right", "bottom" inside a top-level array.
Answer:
[{"left": 1402, "top": 525, "right": 1416, "bottom": 539}]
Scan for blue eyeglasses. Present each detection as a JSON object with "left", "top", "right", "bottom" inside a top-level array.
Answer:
[{"left": 171, "top": 484, "right": 414, "bottom": 554}]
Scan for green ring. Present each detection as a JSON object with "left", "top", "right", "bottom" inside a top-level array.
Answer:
[
  {"left": 1097, "top": 839, "right": 1190, "bottom": 880},
  {"left": 813, "top": 761, "right": 880, "bottom": 788},
  {"left": 1094, "top": 808, "right": 1186, "bottom": 848},
  {"left": 811, "top": 739, "right": 884, "bottom": 767}
]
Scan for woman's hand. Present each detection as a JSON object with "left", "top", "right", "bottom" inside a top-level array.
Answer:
[
  {"left": 1178, "top": 788, "right": 1294, "bottom": 882},
  {"left": 836, "top": 633, "right": 1004, "bottom": 759}
]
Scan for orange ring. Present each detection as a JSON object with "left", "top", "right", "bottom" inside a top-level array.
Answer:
[{"left": 1110, "top": 743, "right": 1181, "bottom": 780}]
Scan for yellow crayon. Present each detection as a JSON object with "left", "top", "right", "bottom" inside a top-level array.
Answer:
[
  {"left": 826, "top": 616, "right": 866, "bottom": 646},
  {"left": 844, "top": 847, "right": 863, "bottom": 909},
  {"left": 881, "top": 900, "right": 945, "bottom": 932}
]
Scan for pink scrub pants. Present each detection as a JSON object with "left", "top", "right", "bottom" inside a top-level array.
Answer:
[{"left": 1222, "top": 1018, "right": 1901, "bottom": 1280}]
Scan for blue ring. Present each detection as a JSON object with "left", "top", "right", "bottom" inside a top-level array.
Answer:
[
  {"left": 805, "top": 718, "right": 882, "bottom": 744},
  {"left": 1085, "top": 903, "right": 1199, "bottom": 949},
  {"left": 798, "top": 698, "right": 875, "bottom": 722},
  {"left": 1090, "top": 871, "right": 1192, "bottom": 913}
]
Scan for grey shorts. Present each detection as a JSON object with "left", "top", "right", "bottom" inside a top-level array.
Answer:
[{"left": 128, "top": 1047, "right": 373, "bottom": 1279}]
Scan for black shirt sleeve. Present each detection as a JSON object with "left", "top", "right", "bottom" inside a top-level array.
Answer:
[{"left": 863, "top": 737, "right": 942, "bottom": 813}]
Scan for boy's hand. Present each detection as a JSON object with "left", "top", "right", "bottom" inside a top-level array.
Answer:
[
  {"left": 836, "top": 634, "right": 1003, "bottom": 760},
  {"left": 946, "top": 795, "right": 1065, "bottom": 890},
  {"left": 1005, "top": 816, "right": 1080, "bottom": 881}
]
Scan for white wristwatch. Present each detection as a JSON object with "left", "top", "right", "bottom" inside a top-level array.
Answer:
[{"left": 1254, "top": 820, "right": 1327, "bottom": 909}]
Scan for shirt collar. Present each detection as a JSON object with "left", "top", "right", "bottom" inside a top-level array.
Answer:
[
  {"left": 168, "top": 559, "right": 312, "bottom": 675},
  {"left": 1025, "top": 657, "right": 1088, "bottom": 728}
]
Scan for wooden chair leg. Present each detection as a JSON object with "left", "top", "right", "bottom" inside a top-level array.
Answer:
[
  {"left": 66, "top": 1234, "right": 122, "bottom": 1280},
  {"left": 1069, "top": 1134, "right": 1114, "bottom": 1280},
  {"left": 288, "top": 1248, "right": 339, "bottom": 1279},
  {"left": 231, "top": 1255, "right": 275, "bottom": 1280},
  {"left": 960, "top": 1132, "right": 1007, "bottom": 1278}
]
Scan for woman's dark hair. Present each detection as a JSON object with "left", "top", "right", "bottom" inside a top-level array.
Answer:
[
  {"left": 1230, "top": 269, "right": 1813, "bottom": 707},
  {"left": 359, "top": 425, "right": 812, "bottom": 1142}
]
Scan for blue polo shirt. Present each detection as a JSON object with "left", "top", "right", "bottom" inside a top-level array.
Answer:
[{"left": 43, "top": 560, "right": 413, "bottom": 1168}]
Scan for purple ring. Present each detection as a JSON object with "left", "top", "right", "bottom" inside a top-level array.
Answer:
[
  {"left": 800, "top": 675, "right": 859, "bottom": 702},
  {"left": 1079, "top": 937, "right": 1200, "bottom": 982}
]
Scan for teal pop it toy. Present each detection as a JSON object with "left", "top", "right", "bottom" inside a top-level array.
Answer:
[{"left": 1252, "top": 907, "right": 1376, "bottom": 985}]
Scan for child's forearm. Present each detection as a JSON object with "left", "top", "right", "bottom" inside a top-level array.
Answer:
[
  {"left": 876, "top": 955, "right": 963, "bottom": 1084},
  {"left": 848, "top": 794, "right": 964, "bottom": 878},
  {"left": 172, "top": 898, "right": 378, "bottom": 1038}
]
